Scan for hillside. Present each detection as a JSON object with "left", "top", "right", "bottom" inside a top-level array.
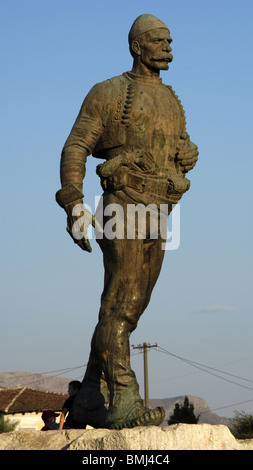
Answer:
[
  {"left": 0, "top": 371, "right": 231, "bottom": 427},
  {"left": 150, "top": 397, "right": 231, "bottom": 427},
  {"left": 0, "top": 371, "right": 70, "bottom": 394}
]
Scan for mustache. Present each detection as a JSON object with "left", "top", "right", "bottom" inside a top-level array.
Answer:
[{"left": 151, "top": 53, "right": 173, "bottom": 62}]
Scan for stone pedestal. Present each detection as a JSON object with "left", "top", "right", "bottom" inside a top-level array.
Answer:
[{"left": 1, "top": 424, "right": 253, "bottom": 450}]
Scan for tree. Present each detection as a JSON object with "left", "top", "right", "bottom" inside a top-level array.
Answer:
[
  {"left": 168, "top": 396, "right": 200, "bottom": 425},
  {"left": 0, "top": 414, "right": 19, "bottom": 433},
  {"left": 230, "top": 411, "right": 253, "bottom": 439}
]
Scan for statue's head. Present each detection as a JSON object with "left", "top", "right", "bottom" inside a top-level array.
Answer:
[{"left": 128, "top": 14, "right": 173, "bottom": 73}]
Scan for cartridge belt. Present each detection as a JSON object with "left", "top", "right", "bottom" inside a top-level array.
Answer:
[{"left": 127, "top": 172, "right": 169, "bottom": 198}]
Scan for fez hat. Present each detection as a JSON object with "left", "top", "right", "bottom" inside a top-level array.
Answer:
[{"left": 128, "top": 14, "right": 169, "bottom": 44}]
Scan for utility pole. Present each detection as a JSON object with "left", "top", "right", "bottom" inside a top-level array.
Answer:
[{"left": 132, "top": 342, "right": 158, "bottom": 408}]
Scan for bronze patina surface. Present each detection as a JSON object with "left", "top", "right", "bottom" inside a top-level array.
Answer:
[{"left": 56, "top": 14, "right": 198, "bottom": 429}]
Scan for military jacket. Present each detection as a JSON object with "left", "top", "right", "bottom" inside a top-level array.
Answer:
[{"left": 60, "top": 71, "right": 195, "bottom": 204}]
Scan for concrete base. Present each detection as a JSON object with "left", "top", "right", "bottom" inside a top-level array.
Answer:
[{"left": 0, "top": 424, "right": 253, "bottom": 450}]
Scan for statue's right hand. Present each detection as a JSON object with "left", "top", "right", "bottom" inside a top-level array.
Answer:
[{"left": 65, "top": 202, "right": 92, "bottom": 253}]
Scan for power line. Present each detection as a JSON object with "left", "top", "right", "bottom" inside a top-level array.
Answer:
[
  {"left": 147, "top": 346, "right": 253, "bottom": 416},
  {"left": 2, "top": 364, "right": 87, "bottom": 388},
  {"left": 3, "top": 365, "right": 86, "bottom": 380},
  {"left": 25, "top": 365, "right": 87, "bottom": 386},
  {"left": 131, "top": 343, "right": 253, "bottom": 414},
  {"left": 201, "top": 398, "right": 253, "bottom": 415},
  {"left": 166, "top": 353, "right": 253, "bottom": 384},
  {"left": 149, "top": 356, "right": 253, "bottom": 385},
  {"left": 157, "top": 346, "right": 253, "bottom": 392}
]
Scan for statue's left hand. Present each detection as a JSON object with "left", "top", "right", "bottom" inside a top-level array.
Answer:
[
  {"left": 176, "top": 133, "right": 199, "bottom": 173},
  {"left": 65, "top": 201, "right": 93, "bottom": 253}
]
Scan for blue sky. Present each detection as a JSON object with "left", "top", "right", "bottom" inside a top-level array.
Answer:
[{"left": 1, "top": 0, "right": 253, "bottom": 418}]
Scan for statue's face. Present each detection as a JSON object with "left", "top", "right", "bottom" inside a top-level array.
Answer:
[{"left": 138, "top": 28, "right": 173, "bottom": 72}]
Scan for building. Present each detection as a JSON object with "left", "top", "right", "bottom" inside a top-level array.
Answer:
[{"left": 0, "top": 387, "right": 68, "bottom": 430}]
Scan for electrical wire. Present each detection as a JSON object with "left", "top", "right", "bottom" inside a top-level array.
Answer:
[
  {"left": 156, "top": 346, "right": 253, "bottom": 392},
  {"left": 149, "top": 355, "right": 253, "bottom": 385},
  {"left": 158, "top": 348, "right": 253, "bottom": 384},
  {"left": 201, "top": 398, "right": 253, "bottom": 415},
  {"left": 1, "top": 364, "right": 87, "bottom": 388},
  {"left": 3, "top": 365, "right": 86, "bottom": 380},
  {"left": 132, "top": 345, "right": 253, "bottom": 414}
]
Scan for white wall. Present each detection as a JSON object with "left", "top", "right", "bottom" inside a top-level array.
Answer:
[{"left": 6, "top": 412, "right": 60, "bottom": 431}]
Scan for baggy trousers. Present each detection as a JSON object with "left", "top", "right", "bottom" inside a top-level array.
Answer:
[{"left": 75, "top": 191, "right": 170, "bottom": 424}]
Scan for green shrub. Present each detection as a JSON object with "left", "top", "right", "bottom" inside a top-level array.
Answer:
[
  {"left": 230, "top": 411, "right": 253, "bottom": 439},
  {"left": 168, "top": 396, "right": 199, "bottom": 425},
  {"left": 0, "top": 414, "right": 19, "bottom": 433}
]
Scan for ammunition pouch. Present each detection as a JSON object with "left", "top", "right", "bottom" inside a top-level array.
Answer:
[{"left": 100, "top": 166, "right": 129, "bottom": 191}]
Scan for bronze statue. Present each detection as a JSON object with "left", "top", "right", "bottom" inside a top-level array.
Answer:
[{"left": 56, "top": 14, "right": 198, "bottom": 429}]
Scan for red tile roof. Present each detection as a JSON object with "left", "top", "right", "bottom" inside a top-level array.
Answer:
[{"left": 0, "top": 387, "right": 68, "bottom": 414}]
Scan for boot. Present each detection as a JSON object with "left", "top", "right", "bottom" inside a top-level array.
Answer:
[{"left": 106, "top": 384, "right": 165, "bottom": 429}]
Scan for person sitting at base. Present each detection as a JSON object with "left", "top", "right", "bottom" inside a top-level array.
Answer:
[
  {"left": 41, "top": 410, "right": 59, "bottom": 431},
  {"left": 59, "top": 380, "right": 83, "bottom": 430}
]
